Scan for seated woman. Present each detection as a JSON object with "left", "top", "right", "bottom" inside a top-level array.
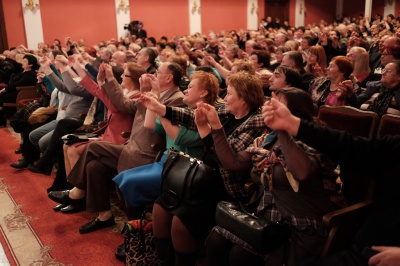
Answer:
[
  {"left": 309, "top": 56, "right": 356, "bottom": 107},
  {"left": 268, "top": 65, "right": 303, "bottom": 93},
  {"left": 146, "top": 71, "right": 267, "bottom": 265},
  {"left": 0, "top": 54, "right": 39, "bottom": 127},
  {"left": 346, "top": 46, "right": 373, "bottom": 89},
  {"left": 113, "top": 71, "right": 219, "bottom": 218},
  {"left": 304, "top": 45, "right": 327, "bottom": 77},
  {"left": 55, "top": 60, "right": 146, "bottom": 212},
  {"left": 205, "top": 88, "right": 346, "bottom": 266}
]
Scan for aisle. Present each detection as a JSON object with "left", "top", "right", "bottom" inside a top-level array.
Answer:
[{"left": 0, "top": 126, "right": 126, "bottom": 266}]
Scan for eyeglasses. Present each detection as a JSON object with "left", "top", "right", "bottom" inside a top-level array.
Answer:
[
  {"left": 382, "top": 68, "right": 393, "bottom": 74},
  {"left": 122, "top": 73, "right": 131, "bottom": 78}
]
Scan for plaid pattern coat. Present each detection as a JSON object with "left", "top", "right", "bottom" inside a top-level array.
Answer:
[{"left": 167, "top": 104, "right": 267, "bottom": 199}]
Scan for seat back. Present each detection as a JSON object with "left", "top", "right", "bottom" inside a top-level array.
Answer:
[
  {"left": 377, "top": 114, "right": 400, "bottom": 138},
  {"left": 318, "top": 106, "right": 379, "bottom": 257},
  {"left": 317, "top": 105, "right": 379, "bottom": 205},
  {"left": 317, "top": 105, "right": 379, "bottom": 139},
  {"left": 3, "top": 85, "right": 40, "bottom": 110}
]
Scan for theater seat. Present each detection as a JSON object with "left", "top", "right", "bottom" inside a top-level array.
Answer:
[{"left": 377, "top": 114, "right": 400, "bottom": 138}]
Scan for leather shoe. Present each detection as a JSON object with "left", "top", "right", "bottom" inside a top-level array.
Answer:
[
  {"left": 28, "top": 163, "right": 52, "bottom": 176},
  {"left": 10, "top": 158, "right": 30, "bottom": 169},
  {"left": 61, "top": 203, "right": 85, "bottom": 214},
  {"left": 48, "top": 190, "right": 85, "bottom": 205},
  {"left": 115, "top": 243, "right": 126, "bottom": 262},
  {"left": 79, "top": 216, "right": 115, "bottom": 234},
  {"left": 53, "top": 203, "right": 68, "bottom": 211}
]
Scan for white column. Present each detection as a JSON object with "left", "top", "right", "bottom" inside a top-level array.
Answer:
[
  {"left": 115, "top": 0, "right": 131, "bottom": 40},
  {"left": 247, "top": 0, "right": 258, "bottom": 30},
  {"left": 21, "top": 0, "right": 43, "bottom": 50},
  {"left": 295, "top": 0, "right": 305, "bottom": 27},
  {"left": 383, "top": 0, "right": 395, "bottom": 18},
  {"left": 364, "top": 0, "right": 373, "bottom": 20},
  {"left": 189, "top": 0, "right": 201, "bottom": 35},
  {"left": 336, "top": 0, "right": 343, "bottom": 18}
]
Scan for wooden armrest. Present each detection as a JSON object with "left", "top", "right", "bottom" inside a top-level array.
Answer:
[
  {"left": 17, "top": 86, "right": 36, "bottom": 91},
  {"left": 323, "top": 199, "right": 374, "bottom": 228}
]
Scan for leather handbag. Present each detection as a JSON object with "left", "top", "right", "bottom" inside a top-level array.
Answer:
[
  {"left": 215, "top": 201, "right": 291, "bottom": 254},
  {"left": 160, "top": 148, "right": 217, "bottom": 209},
  {"left": 121, "top": 211, "right": 158, "bottom": 266}
]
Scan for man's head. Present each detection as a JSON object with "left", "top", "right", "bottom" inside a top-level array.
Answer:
[
  {"left": 136, "top": 47, "right": 157, "bottom": 68},
  {"left": 111, "top": 51, "right": 126, "bottom": 67},
  {"left": 275, "top": 33, "right": 288, "bottom": 46},
  {"left": 156, "top": 62, "right": 184, "bottom": 89},
  {"left": 281, "top": 51, "right": 304, "bottom": 70}
]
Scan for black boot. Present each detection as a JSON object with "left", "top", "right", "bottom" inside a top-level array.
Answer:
[
  {"left": 153, "top": 238, "right": 175, "bottom": 266},
  {"left": 27, "top": 159, "right": 53, "bottom": 176},
  {"left": 10, "top": 158, "right": 31, "bottom": 169}
]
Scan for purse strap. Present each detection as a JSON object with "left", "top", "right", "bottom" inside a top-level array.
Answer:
[{"left": 138, "top": 210, "right": 147, "bottom": 254}]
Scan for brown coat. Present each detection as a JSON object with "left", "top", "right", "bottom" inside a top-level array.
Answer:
[{"left": 102, "top": 79, "right": 185, "bottom": 172}]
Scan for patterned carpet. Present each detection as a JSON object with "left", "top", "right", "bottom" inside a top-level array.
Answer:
[{"left": 0, "top": 126, "right": 126, "bottom": 266}]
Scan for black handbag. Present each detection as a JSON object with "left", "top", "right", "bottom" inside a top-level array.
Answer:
[
  {"left": 215, "top": 201, "right": 291, "bottom": 254},
  {"left": 160, "top": 148, "right": 217, "bottom": 209}
]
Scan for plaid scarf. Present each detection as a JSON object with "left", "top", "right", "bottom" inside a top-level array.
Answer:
[{"left": 368, "top": 85, "right": 399, "bottom": 117}]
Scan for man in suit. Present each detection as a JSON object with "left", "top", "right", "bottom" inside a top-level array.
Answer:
[
  {"left": 136, "top": 47, "right": 158, "bottom": 74},
  {"left": 48, "top": 62, "right": 185, "bottom": 234}
]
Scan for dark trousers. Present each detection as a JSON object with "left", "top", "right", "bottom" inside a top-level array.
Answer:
[{"left": 68, "top": 141, "right": 124, "bottom": 212}]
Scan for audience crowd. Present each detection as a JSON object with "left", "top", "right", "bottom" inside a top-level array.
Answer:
[{"left": 1, "top": 12, "right": 400, "bottom": 266}]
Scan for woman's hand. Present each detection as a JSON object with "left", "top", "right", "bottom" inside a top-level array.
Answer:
[
  {"left": 336, "top": 80, "right": 354, "bottom": 99},
  {"left": 139, "top": 74, "right": 153, "bottom": 93},
  {"left": 36, "top": 71, "right": 45, "bottom": 83},
  {"left": 97, "top": 63, "right": 106, "bottom": 85},
  {"left": 140, "top": 92, "right": 165, "bottom": 115},
  {"left": 262, "top": 92, "right": 300, "bottom": 136},
  {"left": 313, "top": 63, "right": 325, "bottom": 77},
  {"left": 103, "top": 63, "right": 114, "bottom": 82},
  {"left": 197, "top": 101, "right": 222, "bottom": 130},
  {"left": 194, "top": 106, "right": 208, "bottom": 127}
]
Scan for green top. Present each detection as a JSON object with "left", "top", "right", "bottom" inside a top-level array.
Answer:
[{"left": 154, "top": 117, "right": 205, "bottom": 159}]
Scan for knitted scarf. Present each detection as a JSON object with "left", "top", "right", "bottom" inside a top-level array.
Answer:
[{"left": 367, "top": 85, "right": 399, "bottom": 117}]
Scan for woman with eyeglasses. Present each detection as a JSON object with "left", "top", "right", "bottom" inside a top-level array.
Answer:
[{"left": 53, "top": 61, "right": 146, "bottom": 201}]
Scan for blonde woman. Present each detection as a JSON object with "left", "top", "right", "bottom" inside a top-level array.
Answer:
[{"left": 347, "top": 46, "right": 373, "bottom": 88}]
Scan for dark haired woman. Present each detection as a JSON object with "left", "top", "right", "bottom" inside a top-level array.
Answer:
[
  {"left": 206, "top": 88, "right": 346, "bottom": 266},
  {"left": 0, "top": 54, "right": 39, "bottom": 126}
]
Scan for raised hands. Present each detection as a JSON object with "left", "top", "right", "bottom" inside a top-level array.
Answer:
[
  {"left": 139, "top": 74, "right": 159, "bottom": 93},
  {"left": 335, "top": 80, "right": 354, "bottom": 99},
  {"left": 195, "top": 101, "right": 222, "bottom": 130},
  {"left": 36, "top": 71, "right": 45, "bottom": 83},
  {"left": 39, "top": 56, "right": 51, "bottom": 68},
  {"left": 139, "top": 92, "right": 164, "bottom": 115},
  {"left": 313, "top": 63, "right": 325, "bottom": 77},
  {"left": 262, "top": 92, "right": 300, "bottom": 136},
  {"left": 103, "top": 63, "right": 114, "bottom": 82}
]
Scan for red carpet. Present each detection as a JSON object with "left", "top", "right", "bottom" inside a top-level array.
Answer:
[{"left": 0, "top": 127, "right": 125, "bottom": 266}]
